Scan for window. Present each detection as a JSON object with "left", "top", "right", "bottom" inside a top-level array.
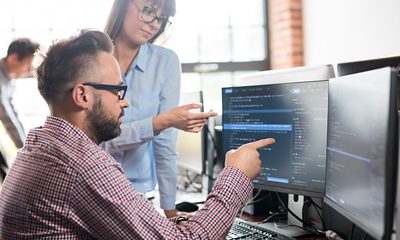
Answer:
[
  {"left": 160, "top": 0, "right": 269, "bottom": 112},
  {"left": 0, "top": 0, "right": 113, "bottom": 52},
  {"left": 0, "top": 0, "right": 114, "bottom": 132},
  {"left": 0, "top": 0, "right": 269, "bottom": 129}
]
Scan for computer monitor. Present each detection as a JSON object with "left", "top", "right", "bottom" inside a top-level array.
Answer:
[
  {"left": 222, "top": 81, "right": 329, "bottom": 237},
  {"left": 324, "top": 67, "right": 398, "bottom": 240},
  {"left": 176, "top": 91, "right": 205, "bottom": 175},
  {"left": 337, "top": 55, "right": 400, "bottom": 77},
  {"left": 223, "top": 65, "right": 334, "bottom": 237},
  {"left": 222, "top": 80, "right": 328, "bottom": 197},
  {"left": 224, "top": 65, "right": 334, "bottom": 195}
]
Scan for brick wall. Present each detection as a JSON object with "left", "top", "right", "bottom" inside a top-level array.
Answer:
[{"left": 268, "top": 0, "right": 304, "bottom": 69}]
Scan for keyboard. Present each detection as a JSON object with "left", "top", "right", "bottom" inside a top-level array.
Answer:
[{"left": 227, "top": 218, "right": 295, "bottom": 240}]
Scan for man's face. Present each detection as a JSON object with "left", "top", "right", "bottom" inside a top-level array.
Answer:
[
  {"left": 87, "top": 94, "right": 124, "bottom": 143},
  {"left": 85, "top": 52, "right": 129, "bottom": 143},
  {"left": 10, "top": 54, "right": 34, "bottom": 77}
]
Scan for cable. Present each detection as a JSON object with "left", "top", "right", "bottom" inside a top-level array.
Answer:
[
  {"left": 177, "top": 169, "right": 204, "bottom": 193},
  {"left": 259, "top": 212, "right": 287, "bottom": 224},
  {"left": 185, "top": 170, "right": 202, "bottom": 187},
  {"left": 275, "top": 192, "right": 304, "bottom": 224},
  {"left": 311, "top": 203, "right": 325, "bottom": 229},
  {"left": 308, "top": 197, "right": 322, "bottom": 210},
  {"left": 239, "top": 189, "right": 261, "bottom": 218},
  {"left": 362, "top": 233, "right": 369, "bottom": 240},
  {"left": 245, "top": 195, "right": 268, "bottom": 206},
  {"left": 275, "top": 192, "right": 325, "bottom": 235},
  {"left": 302, "top": 198, "right": 323, "bottom": 232},
  {"left": 350, "top": 224, "right": 355, "bottom": 240},
  {"left": 302, "top": 197, "right": 326, "bottom": 233},
  {"left": 306, "top": 196, "right": 325, "bottom": 229}
]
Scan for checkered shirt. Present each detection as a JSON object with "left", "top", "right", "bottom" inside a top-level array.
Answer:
[{"left": 0, "top": 116, "right": 253, "bottom": 239}]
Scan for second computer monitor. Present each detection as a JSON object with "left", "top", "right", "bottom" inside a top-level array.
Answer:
[
  {"left": 324, "top": 67, "right": 398, "bottom": 240},
  {"left": 222, "top": 80, "right": 328, "bottom": 197}
]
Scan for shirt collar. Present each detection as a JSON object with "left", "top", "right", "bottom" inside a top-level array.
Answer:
[
  {"left": 129, "top": 43, "right": 150, "bottom": 73},
  {"left": 42, "top": 116, "right": 96, "bottom": 145}
]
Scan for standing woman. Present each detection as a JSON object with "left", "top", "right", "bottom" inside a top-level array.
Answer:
[{"left": 103, "top": 0, "right": 215, "bottom": 218}]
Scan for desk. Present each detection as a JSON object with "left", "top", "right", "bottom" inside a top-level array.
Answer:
[{"left": 151, "top": 188, "right": 326, "bottom": 239}]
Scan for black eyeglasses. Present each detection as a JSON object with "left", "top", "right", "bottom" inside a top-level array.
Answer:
[
  {"left": 131, "top": 1, "right": 170, "bottom": 26},
  {"left": 83, "top": 82, "right": 127, "bottom": 100}
]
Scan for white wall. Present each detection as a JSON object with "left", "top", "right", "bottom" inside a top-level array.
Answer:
[{"left": 303, "top": 0, "right": 400, "bottom": 66}]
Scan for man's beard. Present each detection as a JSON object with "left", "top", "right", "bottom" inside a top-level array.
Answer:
[{"left": 87, "top": 96, "right": 123, "bottom": 143}]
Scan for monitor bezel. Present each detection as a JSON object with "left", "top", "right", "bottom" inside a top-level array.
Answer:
[
  {"left": 323, "top": 68, "right": 398, "bottom": 240},
  {"left": 337, "top": 55, "right": 400, "bottom": 77},
  {"left": 222, "top": 79, "right": 329, "bottom": 198}
]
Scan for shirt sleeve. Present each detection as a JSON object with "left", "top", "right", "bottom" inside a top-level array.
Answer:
[
  {"left": 71, "top": 152, "right": 253, "bottom": 239},
  {"left": 100, "top": 118, "right": 155, "bottom": 154},
  {"left": 0, "top": 84, "right": 25, "bottom": 148},
  {"left": 152, "top": 51, "right": 181, "bottom": 210}
]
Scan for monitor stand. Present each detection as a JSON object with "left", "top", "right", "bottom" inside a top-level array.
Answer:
[{"left": 259, "top": 194, "right": 311, "bottom": 238}]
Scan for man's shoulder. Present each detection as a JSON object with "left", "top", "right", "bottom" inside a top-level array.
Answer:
[
  {"left": 26, "top": 127, "right": 116, "bottom": 172},
  {"left": 66, "top": 139, "right": 116, "bottom": 170}
]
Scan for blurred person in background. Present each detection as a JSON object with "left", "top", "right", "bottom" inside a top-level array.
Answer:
[
  {"left": 104, "top": 0, "right": 216, "bottom": 218},
  {"left": 0, "top": 38, "right": 39, "bottom": 149}
]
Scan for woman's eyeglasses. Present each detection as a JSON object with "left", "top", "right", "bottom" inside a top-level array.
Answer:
[{"left": 131, "top": 1, "right": 170, "bottom": 26}]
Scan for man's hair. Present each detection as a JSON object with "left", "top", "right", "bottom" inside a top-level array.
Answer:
[
  {"left": 7, "top": 38, "right": 39, "bottom": 61},
  {"left": 36, "top": 30, "right": 114, "bottom": 104}
]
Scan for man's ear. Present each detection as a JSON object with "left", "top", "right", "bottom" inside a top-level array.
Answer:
[
  {"left": 7, "top": 53, "right": 19, "bottom": 64},
  {"left": 71, "top": 85, "right": 91, "bottom": 109}
]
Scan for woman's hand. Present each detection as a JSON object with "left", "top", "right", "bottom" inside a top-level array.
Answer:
[{"left": 153, "top": 103, "right": 217, "bottom": 134}]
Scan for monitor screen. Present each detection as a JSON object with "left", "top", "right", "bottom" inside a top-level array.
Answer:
[
  {"left": 324, "top": 67, "right": 398, "bottom": 240},
  {"left": 176, "top": 91, "right": 205, "bottom": 174},
  {"left": 222, "top": 80, "right": 328, "bottom": 197}
]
